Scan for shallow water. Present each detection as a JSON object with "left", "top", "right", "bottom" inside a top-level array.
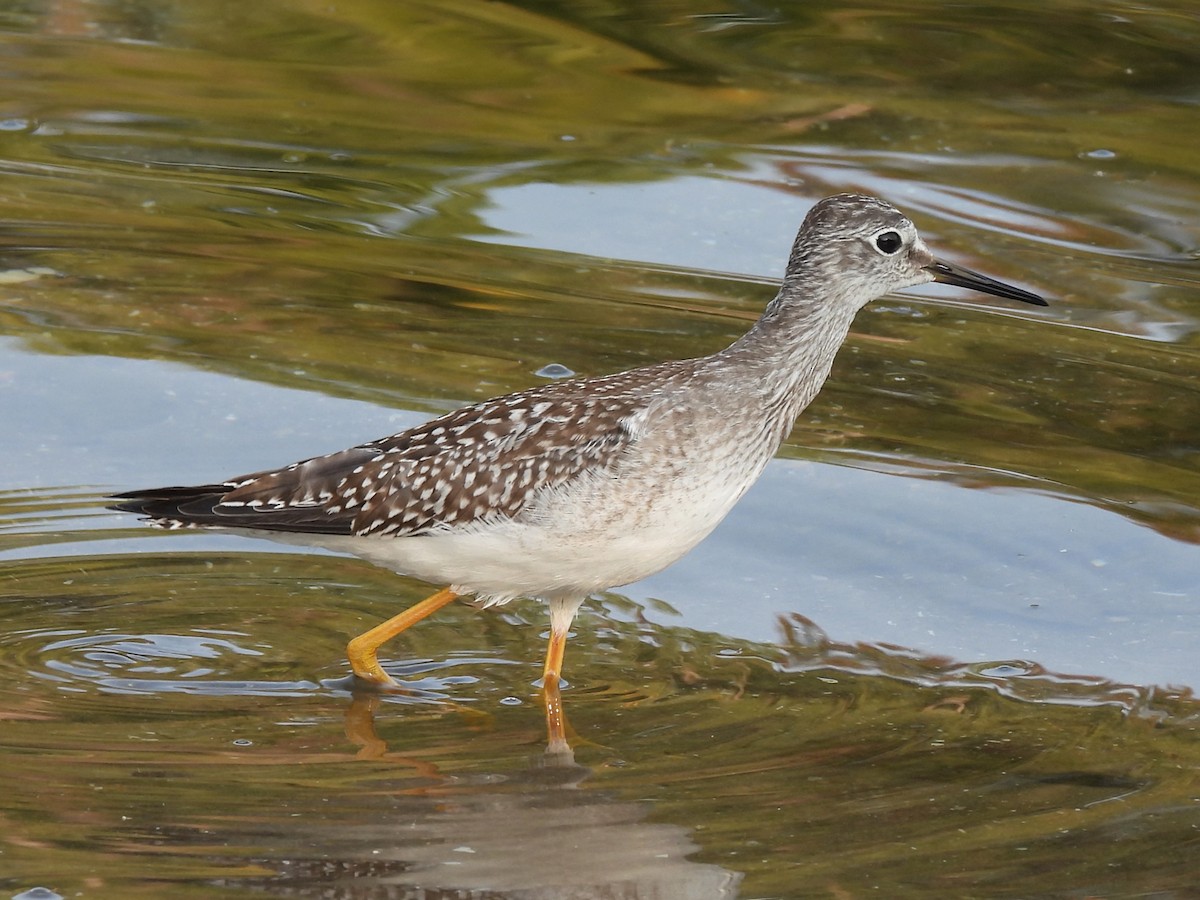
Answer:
[{"left": 1, "top": 1, "right": 1199, "bottom": 897}]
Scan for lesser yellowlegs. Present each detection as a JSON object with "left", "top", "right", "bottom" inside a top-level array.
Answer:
[{"left": 111, "top": 193, "right": 1046, "bottom": 690}]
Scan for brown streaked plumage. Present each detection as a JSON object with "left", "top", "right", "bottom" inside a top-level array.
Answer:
[
  {"left": 121, "top": 365, "right": 674, "bottom": 539},
  {"left": 112, "top": 193, "right": 1047, "bottom": 696}
]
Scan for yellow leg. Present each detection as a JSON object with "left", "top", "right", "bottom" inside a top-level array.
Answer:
[
  {"left": 542, "top": 627, "right": 568, "bottom": 687},
  {"left": 541, "top": 595, "right": 582, "bottom": 687},
  {"left": 540, "top": 597, "right": 586, "bottom": 751},
  {"left": 541, "top": 676, "right": 569, "bottom": 753},
  {"left": 347, "top": 586, "right": 459, "bottom": 687}
]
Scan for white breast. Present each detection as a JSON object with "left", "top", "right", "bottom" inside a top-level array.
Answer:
[{"left": 324, "top": 390, "right": 779, "bottom": 605}]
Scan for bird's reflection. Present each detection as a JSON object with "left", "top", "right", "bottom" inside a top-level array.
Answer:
[
  {"left": 322, "top": 683, "right": 741, "bottom": 899},
  {"left": 342, "top": 677, "right": 574, "bottom": 759}
]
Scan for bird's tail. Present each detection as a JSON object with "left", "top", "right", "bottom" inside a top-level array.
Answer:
[{"left": 108, "top": 485, "right": 229, "bottom": 527}]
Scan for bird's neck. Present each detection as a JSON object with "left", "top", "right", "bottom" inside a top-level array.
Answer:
[{"left": 717, "top": 282, "right": 860, "bottom": 425}]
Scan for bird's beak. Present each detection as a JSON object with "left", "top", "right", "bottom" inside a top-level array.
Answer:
[{"left": 926, "top": 259, "right": 1047, "bottom": 307}]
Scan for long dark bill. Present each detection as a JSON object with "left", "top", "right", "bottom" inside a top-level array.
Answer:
[{"left": 927, "top": 259, "right": 1047, "bottom": 307}]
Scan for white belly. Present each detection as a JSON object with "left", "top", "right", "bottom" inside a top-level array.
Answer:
[{"left": 320, "top": 424, "right": 774, "bottom": 605}]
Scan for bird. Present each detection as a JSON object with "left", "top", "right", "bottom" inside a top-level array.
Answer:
[{"left": 111, "top": 193, "right": 1047, "bottom": 692}]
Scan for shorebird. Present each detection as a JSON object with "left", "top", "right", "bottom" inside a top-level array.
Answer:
[{"left": 111, "top": 193, "right": 1046, "bottom": 691}]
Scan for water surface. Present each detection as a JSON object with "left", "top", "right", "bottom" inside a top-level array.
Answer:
[{"left": 1, "top": 1, "right": 1199, "bottom": 897}]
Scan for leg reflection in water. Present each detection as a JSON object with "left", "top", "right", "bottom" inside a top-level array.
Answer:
[{"left": 334, "top": 681, "right": 740, "bottom": 897}]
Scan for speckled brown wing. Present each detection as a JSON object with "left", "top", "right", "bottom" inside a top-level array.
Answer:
[
  {"left": 111, "top": 365, "right": 682, "bottom": 536},
  {"left": 343, "top": 383, "right": 648, "bottom": 536}
]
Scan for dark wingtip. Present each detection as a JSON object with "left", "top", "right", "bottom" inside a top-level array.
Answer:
[{"left": 107, "top": 485, "right": 229, "bottom": 519}]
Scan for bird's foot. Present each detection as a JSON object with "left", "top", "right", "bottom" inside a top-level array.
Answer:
[{"left": 350, "top": 669, "right": 402, "bottom": 692}]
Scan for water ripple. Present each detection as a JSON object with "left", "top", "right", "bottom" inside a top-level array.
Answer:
[{"left": 5, "top": 621, "right": 507, "bottom": 702}]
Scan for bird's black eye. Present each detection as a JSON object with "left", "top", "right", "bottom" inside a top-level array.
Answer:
[{"left": 875, "top": 231, "right": 903, "bottom": 254}]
